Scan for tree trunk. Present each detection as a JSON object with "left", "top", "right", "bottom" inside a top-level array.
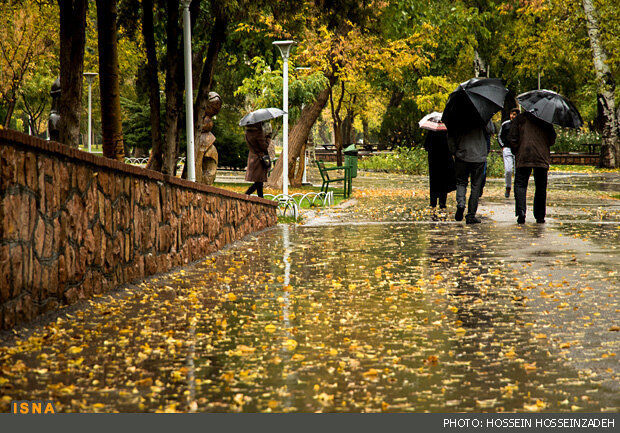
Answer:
[
  {"left": 96, "top": 0, "right": 124, "bottom": 161},
  {"left": 473, "top": 50, "right": 488, "bottom": 78},
  {"left": 582, "top": 0, "right": 619, "bottom": 168},
  {"left": 193, "top": 8, "right": 228, "bottom": 144},
  {"left": 362, "top": 118, "right": 369, "bottom": 146},
  {"left": 342, "top": 111, "right": 356, "bottom": 147},
  {"left": 162, "top": 0, "right": 184, "bottom": 175},
  {"left": 2, "top": 97, "right": 16, "bottom": 128},
  {"left": 267, "top": 85, "right": 332, "bottom": 189},
  {"left": 318, "top": 121, "right": 330, "bottom": 145},
  {"left": 143, "top": 0, "right": 163, "bottom": 171},
  {"left": 57, "top": 0, "right": 88, "bottom": 147},
  {"left": 333, "top": 122, "right": 343, "bottom": 166}
]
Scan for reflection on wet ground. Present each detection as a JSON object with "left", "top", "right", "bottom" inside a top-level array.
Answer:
[{"left": 0, "top": 172, "right": 618, "bottom": 413}]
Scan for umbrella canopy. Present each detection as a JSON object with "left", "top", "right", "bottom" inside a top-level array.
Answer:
[
  {"left": 239, "top": 108, "right": 285, "bottom": 126},
  {"left": 441, "top": 78, "right": 508, "bottom": 133},
  {"left": 418, "top": 112, "right": 447, "bottom": 131},
  {"left": 517, "top": 89, "right": 583, "bottom": 128}
]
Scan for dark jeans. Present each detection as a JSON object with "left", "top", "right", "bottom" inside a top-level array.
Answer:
[
  {"left": 430, "top": 192, "right": 447, "bottom": 208},
  {"left": 514, "top": 167, "right": 548, "bottom": 220},
  {"left": 245, "top": 182, "right": 264, "bottom": 198},
  {"left": 455, "top": 159, "right": 486, "bottom": 219}
]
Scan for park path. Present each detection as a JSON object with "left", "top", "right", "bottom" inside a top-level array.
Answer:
[{"left": 0, "top": 172, "right": 618, "bottom": 413}]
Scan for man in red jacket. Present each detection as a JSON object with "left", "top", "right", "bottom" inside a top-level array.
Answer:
[{"left": 507, "top": 111, "right": 557, "bottom": 224}]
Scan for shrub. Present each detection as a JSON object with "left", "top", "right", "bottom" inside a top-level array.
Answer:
[
  {"left": 553, "top": 128, "right": 601, "bottom": 153},
  {"left": 359, "top": 146, "right": 505, "bottom": 178}
]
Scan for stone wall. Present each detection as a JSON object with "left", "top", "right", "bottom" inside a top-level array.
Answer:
[{"left": 0, "top": 129, "right": 277, "bottom": 329}]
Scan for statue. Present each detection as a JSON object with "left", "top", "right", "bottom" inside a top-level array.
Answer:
[
  {"left": 195, "top": 92, "right": 222, "bottom": 184},
  {"left": 48, "top": 77, "right": 61, "bottom": 141}
]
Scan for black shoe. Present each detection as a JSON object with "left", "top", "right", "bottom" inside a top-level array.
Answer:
[
  {"left": 466, "top": 216, "right": 481, "bottom": 224},
  {"left": 536, "top": 218, "right": 546, "bottom": 224},
  {"left": 517, "top": 215, "right": 526, "bottom": 224},
  {"left": 505, "top": 187, "right": 511, "bottom": 198},
  {"left": 455, "top": 207, "right": 465, "bottom": 221}
]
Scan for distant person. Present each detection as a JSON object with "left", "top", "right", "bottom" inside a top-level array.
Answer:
[
  {"left": 507, "top": 111, "right": 557, "bottom": 224},
  {"left": 423, "top": 130, "right": 455, "bottom": 220},
  {"left": 498, "top": 108, "right": 520, "bottom": 198},
  {"left": 448, "top": 121, "right": 494, "bottom": 224},
  {"left": 244, "top": 121, "right": 271, "bottom": 198}
]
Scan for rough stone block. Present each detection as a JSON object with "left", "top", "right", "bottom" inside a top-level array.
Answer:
[{"left": 0, "top": 245, "right": 10, "bottom": 302}]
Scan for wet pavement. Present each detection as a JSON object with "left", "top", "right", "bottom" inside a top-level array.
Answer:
[{"left": 1, "top": 171, "right": 618, "bottom": 412}]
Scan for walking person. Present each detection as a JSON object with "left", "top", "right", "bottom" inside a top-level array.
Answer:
[
  {"left": 448, "top": 121, "right": 494, "bottom": 224},
  {"left": 423, "top": 130, "right": 456, "bottom": 220},
  {"left": 244, "top": 121, "right": 271, "bottom": 198},
  {"left": 498, "top": 108, "right": 519, "bottom": 198},
  {"left": 507, "top": 111, "right": 557, "bottom": 224}
]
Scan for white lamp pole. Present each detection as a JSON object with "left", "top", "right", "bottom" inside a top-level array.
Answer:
[
  {"left": 182, "top": 0, "right": 195, "bottom": 182},
  {"left": 84, "top": 72, "right": 98, "bottom": 152},
  {"left": 273, "top": 40, "right": 295, "bottom": 196}
]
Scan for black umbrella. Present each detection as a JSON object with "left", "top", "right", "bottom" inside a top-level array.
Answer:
[
  {"left": 239, "top": 108, "right": 285, "bottom": 126},
  {"left": 442, "top": 78, "right": 508, "bottom": 133},
  {"left": 517, "top": 89, "right": 583, "bottom": 128}
]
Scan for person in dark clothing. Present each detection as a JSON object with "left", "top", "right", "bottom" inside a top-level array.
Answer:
[
  {"left": 244, "top": 122, "right": 271, "bottom": 198},
  {"left": 423, "top": 130, "right": 456, "bottom": 220},
  {"left": 498, "top": 108, "right": 520, "bottom": 198},
  {"left": 447, "top": 121, "right": 494, "bottom": 224},
  {"left": 507, "top": 111, "right": 557, "bottom": 224}
]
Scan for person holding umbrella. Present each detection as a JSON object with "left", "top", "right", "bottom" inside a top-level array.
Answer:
[
  {"left": 243, "top": 121, "right": 270, "bottom": 198},
  {"left": 419, "top": 112, "right": 455, "bottom": 220},
  {"left": 239, "top": 108, "right": 285, "bottom": 198},
  {"left": 508, "top": 89, "right": 582, "bottom": 224},
  {"left": 442, "top": 78, "right": 508, "bottom": 224},
  {"left": 447, "top": 121, "right": 495, "bottom": 224}
]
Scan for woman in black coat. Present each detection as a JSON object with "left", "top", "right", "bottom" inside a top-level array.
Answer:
[{"left": 423, "top": 130, "right": 456, "bottom": 218}]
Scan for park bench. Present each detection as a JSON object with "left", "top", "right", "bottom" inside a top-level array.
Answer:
[
  {"left": 581, "top": 143, "right": 601, "bottom": 154},
  {"left": 315, "top": 160, "right": 350, "bottom": 198}
]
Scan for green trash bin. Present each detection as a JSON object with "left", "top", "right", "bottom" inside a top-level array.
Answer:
[{"left": 344, "top": 144, "right": 358, "bottom": 178}]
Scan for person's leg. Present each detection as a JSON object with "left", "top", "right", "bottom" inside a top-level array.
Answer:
[
  {"left": 256, "top": 182, "right": 264, "bottom": 198},
  {"left": 454, "top": 159, "right": 468, "bottom": 220},
  {"left": 430, "top": 191, "right": 438, "bottom": 208},
  {"left": 514, "top": 167, "right": 531, "bottom": 223},
  {"left": 532, "top": 168, "right": 548, "bottom": 222},
  {"left": 245, "top": 182, "right": 258, "bottom": 195},
  {"left": 438, "top": 192, "right": 447, "bottom": 209},
  {"left": 503, "top": 149, "right": 514, "bottom": 197},
  {"left": 465, "top": 162, "right": 485, "bottom": 222}
]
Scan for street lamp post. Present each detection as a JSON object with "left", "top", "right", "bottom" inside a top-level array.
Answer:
[
  {"left": 273, "top": 40, "right": 296, "bottom": 196},
  {"left": 182, "top": 0, "right": 195, "bottom": 182},
  {"left": 83, "top": 72, "right": 98, "bottom": 152}
]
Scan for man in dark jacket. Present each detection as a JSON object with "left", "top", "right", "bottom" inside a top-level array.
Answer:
[
  {"left": 448, "top": 121, "right": 494, "bottom": 224},
  {"left": 507, "top": 111, "right": 557, "bottom": 224},
  {"left": 498, "top": 108, "right": 520, "bottom": 198}
]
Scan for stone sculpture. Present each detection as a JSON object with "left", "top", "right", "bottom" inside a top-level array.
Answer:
[{"left": 195, "top": 92, "right": 222, "bottom": 185}]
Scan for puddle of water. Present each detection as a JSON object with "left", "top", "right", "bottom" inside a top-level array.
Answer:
[{"left": 1, "top": 222, "right": 617, "bottom": 413}]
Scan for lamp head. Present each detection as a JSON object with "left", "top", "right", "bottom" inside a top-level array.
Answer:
[
  {"left": 273, "top": 40, "right": 296, "bottom": 59},
  {"left": 83, "top": 72, "right": 98, "bottom": 84}
]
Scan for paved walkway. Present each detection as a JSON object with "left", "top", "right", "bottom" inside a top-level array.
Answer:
[{"left": 0, "top": 171, "right": 618, "bottom": 413}]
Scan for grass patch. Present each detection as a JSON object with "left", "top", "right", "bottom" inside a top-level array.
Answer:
[
  {"left": 358, "top": 146, "right": 505, "bottom": 178},
  {"left": 549, "top": 165, "right": 619, "bottom": 173}
]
